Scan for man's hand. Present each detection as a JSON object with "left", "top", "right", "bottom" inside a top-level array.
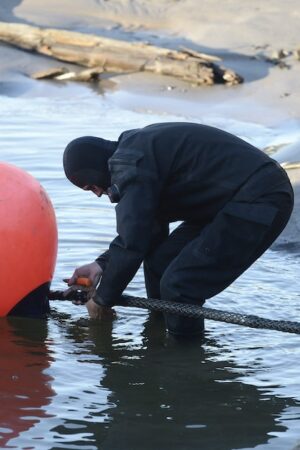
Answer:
[
  {"left": 67, "top": 261, "right": 103, "bottom": 287},
  {"left": 63, "top": 261, "right": 102, "bottom": 304},
  {"left": 63, "top": 263, "right": 116, "bottom": 320}
]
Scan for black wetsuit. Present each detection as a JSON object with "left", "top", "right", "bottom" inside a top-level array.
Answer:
[{"left": 95, "top": 122, "right": 294, "bottom": 335}]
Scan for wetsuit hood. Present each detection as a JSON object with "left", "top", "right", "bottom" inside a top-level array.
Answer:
[{"left": 63, "top": 136, "right": 118, "bottom": 189}]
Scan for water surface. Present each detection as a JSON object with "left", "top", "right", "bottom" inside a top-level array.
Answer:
[{"left": 0, "top": 84, "right": 300, "bottom": 450}]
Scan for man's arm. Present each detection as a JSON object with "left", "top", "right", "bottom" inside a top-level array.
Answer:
[
  {"left": 95, "top": 178, "right": 162, "bottom": 306},
  {"left": 95, "top": 221, "right": 168, "bottom": 273},
  {"left": 95, "top": 249, "right": 110, "bottom": 271}
]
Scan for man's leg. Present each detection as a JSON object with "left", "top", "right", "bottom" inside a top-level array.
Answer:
[
  {"left": 144, "top": 222, "right": 207, "bottom": 336},
  {"left": 144, "top": 222, "right": 206, "bottom": 297},
  {"left": 160, "top": 190, "right": 293, "bottom": 337}
]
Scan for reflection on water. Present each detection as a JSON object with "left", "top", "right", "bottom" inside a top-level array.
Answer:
[
  {"left": 0, "top": 318, "right": 54, "bottom": 448},
  {"left": 56, "top": 315, "right": 296, "bottom": 449},
  {"left": 0, "top": 88, "right": 300, "bottom": 449}
]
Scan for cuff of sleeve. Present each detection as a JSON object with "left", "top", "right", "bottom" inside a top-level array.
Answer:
[
  {"left": 94, "top": 293, "right": 115, "bottom": 307},
  {"left": 95, "top": 259, "right": 105, "bottom": 271},
  {"left": 95, "top": 250, "right": 110, "bottom": 271}
]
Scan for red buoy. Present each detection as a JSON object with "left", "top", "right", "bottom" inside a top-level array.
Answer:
[{"left": 0, "top": 163, "right": 57, "bottom": 316}]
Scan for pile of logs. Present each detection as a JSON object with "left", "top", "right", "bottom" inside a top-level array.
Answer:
[{"left": 0, "top": 22, "right": 243, "bottom": 86}]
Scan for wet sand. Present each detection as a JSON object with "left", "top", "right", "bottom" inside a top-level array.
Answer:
[{"left": 0, "top": 0, "right": 299, "bottom": 244}]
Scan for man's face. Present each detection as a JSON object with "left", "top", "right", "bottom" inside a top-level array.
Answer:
[{"left": 83, "top": 185, "right": 106, "bottom": 197}]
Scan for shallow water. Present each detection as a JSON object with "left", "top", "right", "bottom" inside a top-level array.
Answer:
[{"left": 0, "top": 83, "right": 300, "bottom": 450}]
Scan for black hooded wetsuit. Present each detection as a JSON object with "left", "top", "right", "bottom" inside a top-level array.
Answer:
[{"left": 94, "top": 122, "right": 293, "bottom": 335}]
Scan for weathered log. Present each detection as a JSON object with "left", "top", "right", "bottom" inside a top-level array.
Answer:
[
  {"left": 55, "top": 67, "right": 103, "bottom": 82},
  {"left": 31, "top": 67, "right": 68, "bottom": 79},
  {"left": 31, "top": 66, "right": 101, "bottom": 82},
  {"left": 0, "top": 22, "right": 243, "bottom": 86},
  {"left": 180, "top": 46, "right": 222, "bottom": 62}
]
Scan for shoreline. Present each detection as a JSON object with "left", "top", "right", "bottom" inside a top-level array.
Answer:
[
  {"left": 0, "top": 0, "right": 299, "bottom": 245},
  {"left": 1, "top": 0, "right": 300, "bottom": 125}
]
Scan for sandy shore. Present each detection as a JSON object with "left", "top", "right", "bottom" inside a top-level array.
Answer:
[{"left": 0, "top": 0, "right": 299, "bottom": 244}]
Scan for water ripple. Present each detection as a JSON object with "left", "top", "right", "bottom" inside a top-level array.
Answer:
[{"left": 1, "top": 92, "right": 300, "bottom": 450}]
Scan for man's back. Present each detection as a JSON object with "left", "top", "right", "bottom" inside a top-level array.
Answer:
[{"left": 115, "top": 122, "right": 273, "bottom": 223}]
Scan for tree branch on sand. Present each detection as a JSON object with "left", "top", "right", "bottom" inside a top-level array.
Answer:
[{"left": 0, "top": 22, "right": 243, "bottom": 86}]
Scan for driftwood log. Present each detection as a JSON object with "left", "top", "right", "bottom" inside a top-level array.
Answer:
[{"left": 0, "top": 22, "right": 243, "bottom": 86}]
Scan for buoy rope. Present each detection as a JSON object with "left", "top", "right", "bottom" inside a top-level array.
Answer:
[{"left": 48, "top": 290, "right": 300, "bottom": 335}]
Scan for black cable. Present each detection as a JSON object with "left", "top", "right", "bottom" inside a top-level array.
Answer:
[{"left": 48, "top": 290, "right": 300, "bottom": 335}]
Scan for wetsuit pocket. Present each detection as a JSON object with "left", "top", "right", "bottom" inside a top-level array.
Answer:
[
  {"left": 197, "top": 201, "right": 278, "bottom": 268},
  {"left": 108, "top": 151, "right": 143, "bottom": 190}
]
